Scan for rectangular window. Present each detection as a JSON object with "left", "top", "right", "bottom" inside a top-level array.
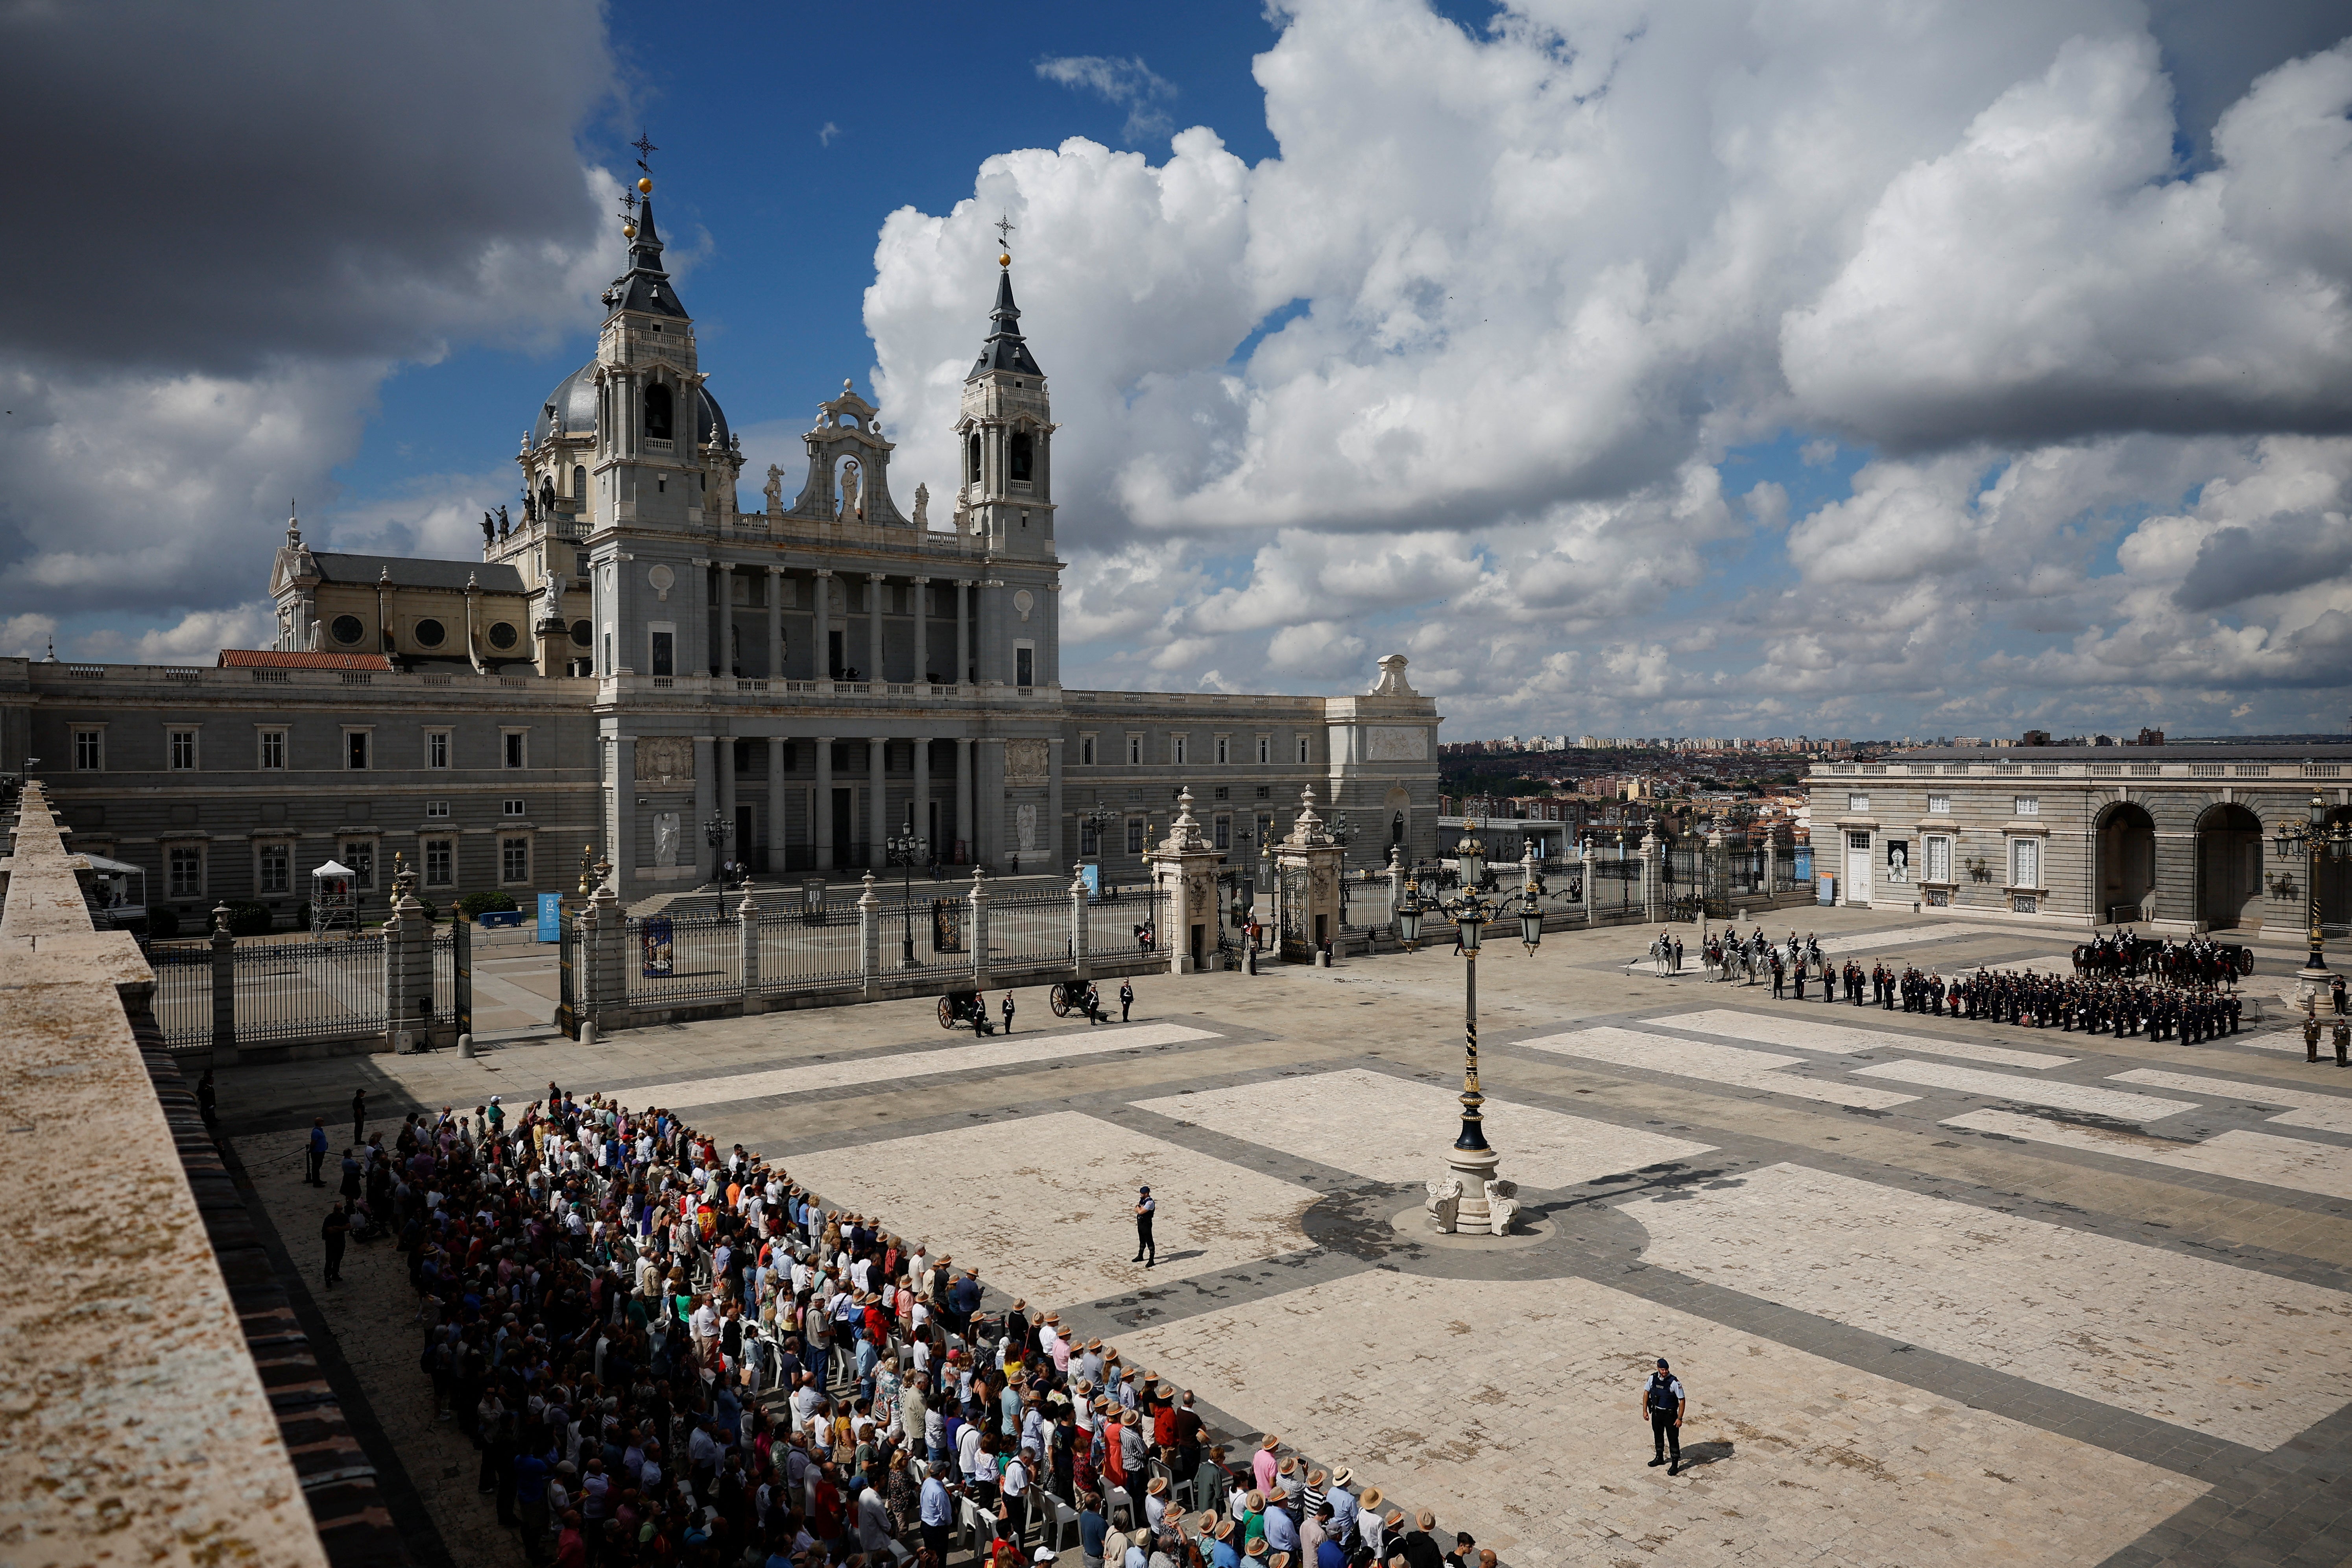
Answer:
[
  {"left": 500, "top": 836, "right": 530, "bottom": 885},
  {"left": 1924, "top": 834, "right": 1951, "bottom": 883},
  {"left": 1847, "top": 793, "right": 1870, "bottom": 812},
  {"left": 1297, "top": 736, "right": 1310, "bottom": 764},
  {"left": 2013, "top": 795, "right": 2040, "bottom": 816},
  {"left": 258, "top": 729, "right": 286, "bottom": 770},
  {"left": 1126, "top": 818, "right": 1144, "bottom": 856},
  {"left": 423, "top": 838, "right": 454, "bottom": 888},
  {"left": 345, "top": 731, "right": 369, "bottom": 770},
  {"left": 2011, "top": 836, "right": 2040, "bottom": 887},
  {"left": 1257, "top": 735, "right": 1270, "bottom": 765},
  {"left": 342, "top": 841, "right": 375, "bottom": 890},
  {"left": 258, "top": 844, "right": 290, "bottom": 896},
  {"left": 1014, "top": 645, "right": 1034, "bottom": 689},
  {"left": 169, "top": 729, "right": 197, "bottom": 771},
  {"left": 1080, "top": 735, "right": 1096, "bottom": 766},
  {"left": 425, "top": 730, "right": 450, "bottom": 769},
  {"left": 504, "top": 731, "right": 527, "bottom": 769},
  {"left": 1216, "top": 735, "right": 1230, "bottom": 765},
  {"left": 1172, "top": 735, "right": 1189, "bottom": 765},
  {"left": 602, "top": 630, "right": 613, "bottom": 676},
  {"left": 1926, "top": 793, "right": 1950, "bottom": 814},
  {"left": 73, "top": 729, "right": 102, "bottom": 771},
  {"left": 1214, "top": 815, "right": 1231, "bottom": 850},
  {"left": 1080, "top": 820, "right": 1100, "bottom": 857},
  {"left": 1126, "top": 735, "right": 1142, "bottom": 766},
  {"left": 650, "top": 630, "right": 675, "bottom": 677},
  {"left": 503, "top": 798, "right": 526, "bottom": 817},
  {"left": 167, "top": 846, "right": 201, "bottom": 898},
  {"left": 425, "top": 800, "right": 450, "bottom": 818}
]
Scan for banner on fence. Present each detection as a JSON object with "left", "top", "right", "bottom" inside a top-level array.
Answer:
[
  {"left": 537, "top": 892, "right": 563, "bottom": 942},
  {"left": 641, "top": 916, "right": 674, "bottom": 977},
  {"left": 1078, "top": 863, "right": 1101, "bottom": 899},
  {"left": 930, "top": 899, "right": 964, "bottom": 953}
]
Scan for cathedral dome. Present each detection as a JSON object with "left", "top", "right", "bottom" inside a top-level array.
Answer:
[{"left": 530, "top": 361, "right": 729, "bottom": 450}]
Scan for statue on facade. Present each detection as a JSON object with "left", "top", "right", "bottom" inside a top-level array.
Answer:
[
  {"left": 539, "top": 476, "right": 557, "bottom": 516},
  {"left": 543, "top": 558, "right": 565, "bottom": 620},
  {"left": 763, "top": 463, "right": 783, "bottom": 512},
  {"left": 496, "top": 504, "right": 511, "bottom": 540},
  {"left": 521, "top": 486, "right": 535, "bottom": 523},
  {"left": 482, "top": 511, "right": 496, "bottom": 544},
  {"left": 838, "top": 460, "right": 862, "bottom": 522},
  {"left": 912, "top": 482, "right": 929, "bottom": 529}
]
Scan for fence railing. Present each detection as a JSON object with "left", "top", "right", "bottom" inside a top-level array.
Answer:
[
  {"left": 231, "top": 935, "right": 389, "bottom": 1045},
  {"left": 758, "top": 909, "right": 867, "bottom": 996},
  {"left": 150, "top": 942, "right": 213, "bottom": 1051},
  {"left": 627, "top": 914, "right": 744, "bottom": 1006}
]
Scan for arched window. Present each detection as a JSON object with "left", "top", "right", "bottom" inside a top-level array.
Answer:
[
  {"left": 644, "top": 382, "right": 674, "bottom": 440},
  {"left": 966, "top": 431, "right": 982, "bottom": 484},
  {"left": 571, "top": 464, "right": 586, "bottom": 498},
  {"left": 1008, "top": 430, "right": 1032, "bottom": 482}
]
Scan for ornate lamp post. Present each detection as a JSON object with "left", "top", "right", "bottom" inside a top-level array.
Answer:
[
  {"left": 886, "top": 820, "right": 930, "bottom": 967},
  {"left": 2271, "top": 792, "right": 2352, "bottom": 1004},
  {"left": 703, "top": 812, "right": 733, "bottom": 917},
  {"left": 1420, "top": 861, "right": 1540, "bottom": 1236}
]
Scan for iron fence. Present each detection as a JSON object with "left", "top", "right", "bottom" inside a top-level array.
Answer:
[
  {"left": 990, "top": 890, "right": 1076, "bottom": 966},
  {"left": 1083, "top": 888, "right": 1166, "bottom": 961},
  {"left": 626, "top": 913, "right": 743, "bottom": 1005},
  {"left": 757, "top": 910, "right": 866, "bottom": 997},
  {"left": 232, "top": 935, "right": 388, "bottom": 1045},
  {"left": 150, "top": 941, "right": 212, "bottom": 1051},
  {"left": 432, "top": 928, "right": 458, "bottom": 1023}
]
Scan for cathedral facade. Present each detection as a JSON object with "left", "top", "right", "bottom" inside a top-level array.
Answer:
[{"left": 0, "top": 204, "right": 1441, "bottom": 922}]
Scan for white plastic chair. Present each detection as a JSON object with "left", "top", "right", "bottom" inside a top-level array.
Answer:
[{"left": 1104, "top": 1485, "right": 1135, "bottom": 1532}]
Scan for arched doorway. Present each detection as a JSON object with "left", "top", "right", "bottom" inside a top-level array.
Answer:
[
  {"left": 2095, "top": 802, "right": 2156, "bottom": 925},
  {"left": 2195, "top": 803, "right": 2263, "bottom": 930}
]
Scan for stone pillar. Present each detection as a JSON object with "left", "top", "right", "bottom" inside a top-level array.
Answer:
[
  {"left": 814, "top": 568, "right": 833, "bottom": 683},
  {"left": 814, "top": 737, "right": 835, "bottom": 871},
  {"left": 209, "top": 904, "right": 238, "bottom": 1066},
  {"left": 694, "top": 736, "right": 718, "bottom": 885},
  {"left": 739, "top": 882, "right": 763, "bottom": 1013},
  {"left": 866, "top": 573, "right": 886, "bottom": 683},
  {"left": 1388, "top": 845, "right": 1406, "bottom": 938},
  {"left": 1274, "top": 786, "right": 1345, "bottom": 963},
  {"left": 580, "top": 866, "right": 625, "bottom": 1040},
  {"left": 955, "top": 738, "right": 974, "bottom": 862},
  {"left": 766, "top": 737, "right": 787, "bottom": 878},
  {"left": 859, "top": 871, "right": 881, "bottom": 1001},
  {"left": 912, "top": 576, "right": 930, "bottom": 683},
  {"left": 1705, "top": 825, "right": 1730, "bottom": 919},
  {"left": 766, "top": 567, "right": 784, "bottom": 680},
  {"left": 611, "top": 732, "right": 636, "bottom": 898},
  {"left": 716, "top": 736, "right": 737, "bottom": 877},
  {"left": 1070, "top": 863, "right": 1091, "bottom": 980},
  {"left": 955, "top": 579, "right": 973, "bottom": 687},
  {"left": 968, "top": 868, "right": 991, "bottom": 990},
  {"left": 870, "top": 738, "right": 890, "bottom": 863},
  {"left": 1580, "top": 838, "right": 1595, "bottom": 927},
  {"left": 1046, "top": 737, "right": 1064, "bottom": 871},
  {"left": 1146, "top": 788, "right": 1226, "bottom": 975},
  {"left": 382, "top": 861, "right": 434, "bottom": 1053},
  {"left": 1639, "top": 829, "right": 1662, "bottom": 923},
  {"left": 975, "top": 739, "right": 1005, "bottom": 870},
  {"left": 913, "top": 736, "right": 932, "bottom": 856}
]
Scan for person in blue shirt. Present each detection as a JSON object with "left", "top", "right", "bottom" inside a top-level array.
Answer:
[
  {"left": 1207, "top": 1518, "right": 1242, "bottom": 1568},
  {"left": 1079, "top": 1494, "right": 1107, "bottom": 1568},
  {"left": 921, "top": 1470, "right": 956, "bottom": 1562},
  {"left": 306, "top": 1119, "right": 329, "bottom": 1186}
]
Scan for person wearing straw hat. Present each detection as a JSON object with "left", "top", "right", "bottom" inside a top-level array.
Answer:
[
  {"left": 1252, "top": 1436, "right": 1280, "bottom": 1498},
  {"left": 1354, "top": 1492, "right": 1386, "bottom": 1564}
]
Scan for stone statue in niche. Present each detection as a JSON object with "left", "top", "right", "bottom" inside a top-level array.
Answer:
[
  {"left": 838, "top": 460, "right": 862, "bottom": 522},
  {"left": 912, "top": 483, "right": 929, "bottom": 529},
  {"left": 763, "top": 464, "right": 783, "bottom": 512},
  {"left": 542, "top": 560, "right": 565, "bottom": 620},
  {"left": 653, "top": 812, "right": 679, "bottom": 867},
  {"left": 1017, "top": 803, "right": 1038, "bottom": 853},
  {"left": 482, "top": 512, "right": 496, "bottom": 544}
]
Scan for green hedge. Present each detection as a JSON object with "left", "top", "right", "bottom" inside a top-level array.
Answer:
[
  {"left": 220, "top": 899, "right": 276, "bottom": 937},
  {"left": 455, "top": 890, "right": 519, "bottom": 920}
]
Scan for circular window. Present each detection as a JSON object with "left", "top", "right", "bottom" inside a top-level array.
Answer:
[
  {"left": 412, "top": 618, "right": 445, "bottom": 648},
  {"left": 488, "top": 622, "right": 519, "bottom": 650},
  {"left": 569, "top": 619, "right": 592, "bottom": 647},
  {"left": 330, "top": 615, "right": 364, "bottom": 645}
]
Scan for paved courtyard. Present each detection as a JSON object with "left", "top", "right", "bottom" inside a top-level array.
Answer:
[{"left": 214, "top": 904, "right": 2352, "bottom": 1568}]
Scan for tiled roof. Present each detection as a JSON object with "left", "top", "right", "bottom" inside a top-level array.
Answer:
[{"left": 216, "top": 650, "right": 395, "bottom": 671}]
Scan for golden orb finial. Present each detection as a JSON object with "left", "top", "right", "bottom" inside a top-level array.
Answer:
[
  {"left": 622, "top": 222, "right": 637, "bottom": 239},
  {"left": 637, "top": 176, "right": 653, "bottom": 195},
  {"left": 999, "top": 252, "right": 1011, "bottom": 268}
]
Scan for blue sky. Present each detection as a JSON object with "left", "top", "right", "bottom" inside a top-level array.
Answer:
[{"left": 4, "top": 0, "right": 2349, "bottom": 742}]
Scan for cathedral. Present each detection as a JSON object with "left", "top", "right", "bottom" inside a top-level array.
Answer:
[{"left": 0, "top": 197, "right": 1442, "bottom": 942}]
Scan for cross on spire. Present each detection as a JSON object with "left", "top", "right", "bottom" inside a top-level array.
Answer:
[
  {"left": 994, "top": 214, "right": 1016, "bottom": 249},
  {"left": 631, "top": 132, "right": 659, "bottom": 172}
]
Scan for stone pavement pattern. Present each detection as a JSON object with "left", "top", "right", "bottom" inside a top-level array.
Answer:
[{"left": 213, "top": 903, "right": 2352, "bottom": 1567}]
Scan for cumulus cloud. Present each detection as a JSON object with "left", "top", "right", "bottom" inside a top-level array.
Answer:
[
  {"left": 868, "top": 0, "right": 2352, "bottom": 735},
  {"left": 1036, "top": 55, "right": 1179, "bottom": 144}
]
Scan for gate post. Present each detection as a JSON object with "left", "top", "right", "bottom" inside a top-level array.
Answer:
[
  {"left": 968, "top": 868, "right": 991, "bottom": 992},
  {"left": 859, "top": 873, "right": 882, "bottom": 1001},
  {"left": 1070, "top": 864, "right": 1092, "bottom": 982},
  {"left": 740, "top": 884, "right": 764, "bottom": 1014},
  {"left": 382, "top": 859, "right": 432, "bottom": 1053},
  {"left": 579, "top": 862, "right": 624, "bottom": 1043},
  {"left": 1706, "top": 825, "right": 1730, "bottom": 920},
  {"left": 1763, "top": 836, "right": 1779, "bottom": 901},
  {"left": 453, "top": 911, "right": 474, "bottom": 1055},
  {"left": 1579, "top": 840, "right": 1595, "bottom": 928},
  {"left": 209, "top": 903, "right": 238, "bottom": 1067},
  {"left": 1639, "top": 829, "right": 1662, "bottom": 923}
]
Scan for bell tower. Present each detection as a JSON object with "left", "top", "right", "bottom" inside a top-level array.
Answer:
[
  {"left": 955, "top": 229, "right": 1055, "bottom": 558},
  {"left": 589, "top": 155, "right": 703, "bottom": 534}
]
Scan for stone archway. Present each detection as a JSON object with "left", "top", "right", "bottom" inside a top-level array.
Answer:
[
  {"left": 2195, "top": 802, "right": 2263, "bottom": 930},
  {"left": 2094, "top": 802, "right": 2156, "bottom": 925}
]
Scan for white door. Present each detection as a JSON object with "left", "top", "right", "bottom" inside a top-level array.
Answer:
[{"left": 1845, "top": 830, "right": 1873, "bottom": 907}]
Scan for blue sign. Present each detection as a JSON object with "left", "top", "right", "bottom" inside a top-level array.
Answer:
[
  {"left": 537, "top": 892, "right": 563, "bottom": 942},
  {"left": 641, "top": 916, "right": 675, "bottom": 977},
  {"left": 1817, "top": 874, "right": 1837, "bottom": 906},
  {"left": 1078, "top": 863, "right": 1101, "bottom": 899},
  {"left": 1793, "top": 846, "right": 1813, "bottom": 882}
]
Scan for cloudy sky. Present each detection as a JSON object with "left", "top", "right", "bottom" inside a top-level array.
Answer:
[{"left": 4, "top": 1, "right": 2348, "bottom": 741}]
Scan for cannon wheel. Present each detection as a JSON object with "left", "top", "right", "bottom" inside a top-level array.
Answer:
[
  {"left": 2235, "top": 947, "right": 2256, "bottom": 977},
  {"left": 938, "top": 995, "right": 957, "bottom": 1030},
  {"left": 1049, "top": 984, "right": 1072, "bottom": 1018}
]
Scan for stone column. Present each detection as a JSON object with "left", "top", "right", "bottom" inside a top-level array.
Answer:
[
  {"left": 209, "top": 905, "right": 238, "bottom": 1066},
  {"left": 1388, "top": 845, "right": 1406, "bottom": 938},
  {"left": 1274, "top": 787, "right": 1344, "bottom": 963},
  {"left": 1639, "top": 828, "right": 1662, "bottom": 923},
  {"left": 913, "top": 736, "right": 932, "bottom": 855},
  {"left": 866, "top": 573, "right": 886, "bottom": 683},
  {"left": 975, "top": 739, "right": 1003, "bottom": 869},
  {"left": 1580, "top": 838, "right": 1595, "bottom": 927},
  {"left": 814, "top": 568, "right": 833, "bottom": 683},
  {"left": 869, "top": 737, "right": 889, "bottom": 864},
  {"left": 716, "top": 735, "right": 737, "bottom": 878},
  {"left": 912, "top": 576, "right": 931, "bottom": 684},
  {"left": 1146, "top": 788, "right": 1226, "bottom": 975},
  {"left": 382, "top": 862, "right": 434, "bottom": 1053},
  {"left": 1705, "top": 825, "right": 1729, "bottom": 918},
  {"left": 814, "top": 736, "right": 835, "bottom": 872},
  {"left": 580, "top": 868, "right": 624, "bottom": 1042},
  {"left": 767, "top": 737, "right": 787, "bottom": 877},
  {"left": 739, "top": 883, "right": 763, "bottom": 1013},
  {"left": 766, "top": 567, "right": 784, "bottom": 681},
  {"left": 968, "top": 868, "right": 992, "bottom": 990},
  {"left": 1762, "top": 835, "right": 1779, "bottom": 899},
  {"left": 955, "top": 579, "right": 973, "bottom": 687},
  {"left": 1071, "top": 864, "right": 1091, "bottom": 980},
  {"left": 955, "top": 737, "right": 974, "bottom": 863},
  {"left": 694, "top": 736, "right": 718, "bottom": 885},
  {"left": 859, "top": 872, "right": 881, "bottom": 1001},
  {"left": 611, "top": 732, "right": 635, "bottom": 899},
  {"left": 1046, "top": 737, "right": 1065, "bottom": 870}
]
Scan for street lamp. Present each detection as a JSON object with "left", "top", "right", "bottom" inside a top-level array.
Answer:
[
  {"left": 1437, "top": 880, "right": 1506, "bottom": 1226},
  {"left": 703, "top": 812, "right": 734, "bottom": 917},
  {"left": 1396, "top": 874, "right": 1424, "bottom": 950},
  {"left": 886, "top": 820, "right": 930, "bottom": 967},
  {"left": 1080, "top": 803, "right": 1119, "bottom": 869},
  {"left": 2271, "top": 791, "right": 2352, "bottom": 998}
]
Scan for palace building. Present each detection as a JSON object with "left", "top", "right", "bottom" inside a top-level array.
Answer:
[{"left": 0, "top": 200, "right": 1442, "bottom": 928}]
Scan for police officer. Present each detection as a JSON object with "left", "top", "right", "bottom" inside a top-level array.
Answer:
[
  {"left": 1641, "top": 1358, "right": 1686, "bottom": 1476},
  {"left": 1120, "top": 978, "right": 1135, "bottom": 1022},
  {"left": 1132, "top": 1184, "right": 1157, "bottom": 1267}
]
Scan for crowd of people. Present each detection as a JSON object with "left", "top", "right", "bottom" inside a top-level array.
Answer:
[{"left": 329, "top": 1087, "right": 1481, "bottom": 1568}]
